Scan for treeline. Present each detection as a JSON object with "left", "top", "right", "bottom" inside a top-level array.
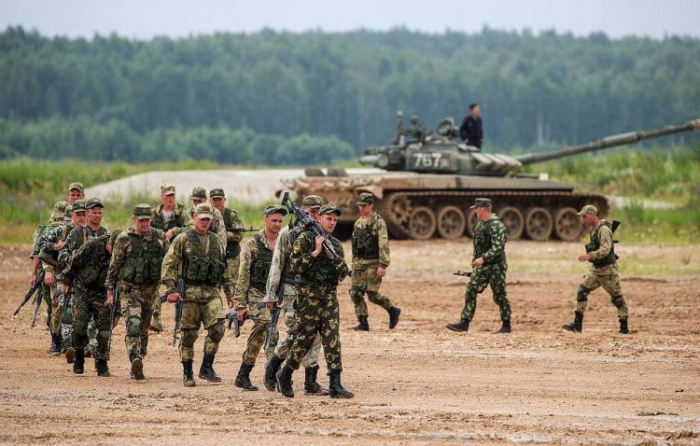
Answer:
[{"left": 1, "top": 26, "right": 699, "bottom": 163}]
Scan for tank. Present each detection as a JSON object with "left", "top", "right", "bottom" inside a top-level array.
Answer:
[{"left": 279, "top": 114, "right": 700, "bottom": 241}]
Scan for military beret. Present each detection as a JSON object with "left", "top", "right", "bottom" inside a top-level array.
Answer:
[
  {"left": 71, "top": 200, "right": 87, "bottom": 213},
  {"left": 577, "top": 204, "right": 598, "bottom": 217},
  {"left": 68, "top": 182, "right": 84, "bottom": 193},
  {"left": 263, "top": 205, "right": 288, "bottom": 216},
  {"left": 319, "top": 204, "right": 341, "bottom": 216},
  {"left": 301, "top": 195, "right": 324, "bottom": 208},
  {"left": 190, "top": 186, "right": 207, "bottom": 200},
  {"left": 132, "top": 203, "right": 153, "bottom": 220},
  {"left": 469, "top": 197, "right": 492, "bottom": 209},
  {"left": 85, "top": 198, "right": 104, "bottom": 209},
  {"left": 194, "top": 203, "right": 214, "bottom": 219},
  {"left": 356, "top": 192, "right": 375, "bottom": 206},
  {"left": 209, "top": 188, "right": 225, "bottom": 198},
  {"left": 161, "top": 183, "right": 176, "bottom": 195}
]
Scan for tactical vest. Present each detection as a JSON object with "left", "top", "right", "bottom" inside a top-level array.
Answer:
[
  {"left": 352, "top": 218, "right": 379, "bottom": 260},
  {"left": 280, "top": 225, "right": 302, "bottom": 285},
  {"left": 152, "top": 205, "right": 184, "bottom": 231},
  {"left": 585, "top": 221, "right": 618, "bottom": 268},
  {"left": 473, "top": 217, "right": 507, "bottom": 265},
  {"left": 223, "top": 208, "right": 241, "bottom": 259},
  {"left": 295, "top": 231, "right": 343, "bottom": 288},
  {"left": 76, "top": 235, "right": 110, "bottom": 290},
  {"left": 249, "top": 233, "right": 274, "bottom": 291},
  {"left": 119, "top": 230, "right": 165, "bottom": 285},
  {"left": 183, "top": 230, "right": 226, "bottom": 287}
]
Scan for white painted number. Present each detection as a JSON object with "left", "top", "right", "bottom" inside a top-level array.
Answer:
[{"left": 414, "top": 152, "right": 442, "bottom": 168}]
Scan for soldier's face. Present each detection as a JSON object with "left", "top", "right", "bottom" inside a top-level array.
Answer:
[
  {"left": 358, "top": 203, "right": 373, "bottom": 218},
  {"left": 68, "top": 189, "right": 83, "bottom": 204},
  {"left": 319, "top": 214, "right": 338, "bottom": 234},
  {"left": 582, "top": 214, "right": 597, "bottom": 227},
  {"left": 265, "top": 212, "right": 284, "bottom": 235},
  {"left": 192, "top": 198, "right": 205, "bottom": 206},
  {"left": 211, "top": 197, "right": 225, "bottom": 210},
  {"left": 133, "top": 217, "right": 151, "bottom": 234},
  {"left": 73, "top": 212, "right": 87, "bottom": 226},
  {"left": 303, "top": 206, "right": 321, "bottom": 222},
  {"left": 471, "top": 105, "right": 480, "bottom": 116},
  {"left": 476, "top": 206, "right": 491, "bottom": 220},
  {"left": 161, "top": 193, "right": 176, "bottom": 207},
  {"left": 194, "top": 215, "right": 212, "bottom": 234},
  {"left": 87, "top": 207, "right": 103, "bottom": 225}
]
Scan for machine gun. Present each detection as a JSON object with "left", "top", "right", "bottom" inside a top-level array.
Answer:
[
  {"left": 280, "top": 191, "right": 339, "bottom": 260},
  {"left": 14, "top": 270, "right": 45, "bottom": 321}
]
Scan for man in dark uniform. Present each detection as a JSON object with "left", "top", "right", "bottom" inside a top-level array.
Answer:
[{"left": 459, "top": 103, "right": 484, "bottom": 149}]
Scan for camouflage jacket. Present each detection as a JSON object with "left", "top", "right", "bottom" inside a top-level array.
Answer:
[
  {"left": 473, "top": 215, "right": 507, "bottom": 265},
  {"left": 264, "top": 224, "right": 302, "bottom": 303},
  {"left": 151, "top": 202, "right": 193, "bottom": 238},
  {"left": 38, "top": 221, "right": 69, "bottom": 272},
  {"left": 586, "top": 220, "right": 615, "bottom": 267},
  {"left": 233, "top": 229, "right": 276, "bottom": 309},
  {"left": 351, "top": 212, "right": 390, "bottom": 268},
  {"left": 60, "top": 234, "right": 112, "bottom": 291},
  {"left": 58, "top": 225, "right": 110, "bottom": 280},
  {"left": 188, "top": 206, "right": 228, "bottom": 255},
  {"left": 291, "top": 231, "right": 349, "bottom": 293},
  {"left": 106, "top": 227, "right": 169, "bottom": 290}
]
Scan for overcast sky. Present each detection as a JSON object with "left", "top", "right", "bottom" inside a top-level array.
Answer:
[{"left": 1, "top": 0, "right": 698, "bottom": 40}]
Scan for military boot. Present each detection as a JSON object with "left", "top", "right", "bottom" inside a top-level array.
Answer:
[
  {"left": 65, "top": 346, "right": 76, "bottom": 364},
  {"left": 49, "top": 334, "right": 61, "bottom": 355},
  {"left": 73, "top": 348, "right": 84, "bottom": 374},
  {"left": 198, "top": 353, "right": 222, "bottom": 383},
  {"left": 304, "top": 366, "right": 329, "bottom": 395},
  {"left": 234, "top": 363, "right": 258, "bottom": 390},
  {"left": 328, "top": 370, "right": 354, "bottom": 399},
  {"left": 264, "top": 356, "right": 283, "bottom": 392},
  {"left": 446, "top": 319, "right": 469, "bottom": 332},
  {"left": 182, "top": 360, "right": 196, "bottom": 387},
  {"left": 562, "top": 311, "right": 584, "bottom": 333},
  {"left": 130, "top": 351, "right": 145, "bottom": 380},
  {"left": 352, "top": 315, "right": 369, "bottom": 331},
  {"left": 495, "top": 320, "right": 512, "bottom": 334},
  {"left": 95, "top": 359, "right": 111, "bottom": 377},
  {"left": 388, "top": 306, "right": 401, "bottom": 329},
  {"left": 619, "top": 318, "right": 630, "bottom": 334},
  {"left": 276, "top": 364, "right": 295, "bottom": 398}
]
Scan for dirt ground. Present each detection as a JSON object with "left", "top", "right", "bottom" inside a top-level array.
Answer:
[{"left": 1, "top": 240, "right": 699, "bottom": 445}]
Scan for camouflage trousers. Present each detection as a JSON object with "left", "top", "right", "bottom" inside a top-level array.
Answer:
[
  {"left": 240, "top": 288, "right": 276, "bottom": 366},
  {"left": 273, "top": 284, "right": 321, "bottom": 368},
  {"left": 72, "top": 286, "right": 111, "bottom": 360},
  {"left": 119, "top": 282, "right": 158, "bottom": 359},
  {"left": 179, "top": 289, "right": 225, "bottom": 362},
  {"left": 49, "top": 284, "right": 62, "bottom": 335},
  {"left": 222, "top": 256, "right": 240, "bottom": 297},
  {"left": 461, "top": 263, "right": 511, "bottom": 323},
  {"left": 150, "top": 289, "right": 164, "bottom": 330},
  {"left": 349, "top": 263, "right": 393, "bottom": 318},
  {"left": 287, "top": 286, "right": 343, "bottom": 373},
  {"left": 59, "top": 291, "right": 74, "bottom": 352},
  {"left": 577, "top": 264, "right": 628, "bottom": 318}
]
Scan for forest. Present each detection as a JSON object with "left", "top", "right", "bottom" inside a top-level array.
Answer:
[{"left": 1, "top": 26, "right": 699, "bottom": 164}]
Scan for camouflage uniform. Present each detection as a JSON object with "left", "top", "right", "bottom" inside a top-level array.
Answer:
[
  {"left": 208, "top": 188, "right": 246, "bottom": 298},
  {"left": 461, "top": 214, "right": 511, "bottom": 324},
  {"left": 106, "top": 224, "right": 168, "bottom": 363},
  {"left": 33, "top": 221, "right": 57, "bottom": 335}
]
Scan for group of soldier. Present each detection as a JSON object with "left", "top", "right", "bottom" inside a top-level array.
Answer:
[{"left": 28, "top": 181, "right": 406, "bottom": 399}]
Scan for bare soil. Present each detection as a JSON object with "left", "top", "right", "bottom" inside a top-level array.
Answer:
[{"left": 1, "top": 241, "right": 699, "bottom": 445}]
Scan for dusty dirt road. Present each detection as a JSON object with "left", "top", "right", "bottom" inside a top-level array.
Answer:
[{"left": 1, "top": 240, "right": 699, "bottom": 445}]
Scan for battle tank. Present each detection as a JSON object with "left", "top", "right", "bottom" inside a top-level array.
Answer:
[{"left": 279, "top": 114, "right": 700, "bottom": 241}]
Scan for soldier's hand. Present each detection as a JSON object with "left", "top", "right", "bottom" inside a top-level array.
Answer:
[
  {"left": 226, "top": 296, "right": 234, "bottom": 309},
  {"left": 377, "top": 266, "right": 387, "bottom": 277},
  {"left": 265, "top": 301, "right": 277, "bottom": 310},
  {"left": 578, "top": 254, "right": 591, "bottom": 262},
  {"left": 166, "top": 229, "right": 175, "bottom": 241},
  {"left": 53, "top": 240, "right": 65, "bottom": 250},
  {"left": 113, "top": 316, "right": 121, "bottom": 328},
  {"left": 29, "top": 273, "right": 36, "bottom": 286},
  {"left": 167, "top": 292, "right": 181, "bottom": 303},
  {"left": 44, "top": 270, "right": 55, "bottom": 286},
  {"left": 107, "top": 290, "right": 115, "bottom": 307},
  {"left": 472, "top": 257, "right": 484, "bottom": 267},
  {"left": 62, "top": 283, "right": 69, "bottom": 295},
  {"left": 313, "top": 236, "right": 324, "bottom": 256},
  {"left": 237, "top": 307, "right": 249, "bottom": 321}
]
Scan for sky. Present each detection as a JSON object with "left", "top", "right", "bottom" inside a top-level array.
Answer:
[{"left": 1, "top": 0, "right": 699, "bottom": 40}]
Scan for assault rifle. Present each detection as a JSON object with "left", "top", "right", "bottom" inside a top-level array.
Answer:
[
  {"left": 160, "top": 277, "right": 186, "bottom": 347},
  {"left": 60, "top": 285, "right": 73, "bottom": 328},
  {"left": 453, "top": 271, "right": 473, "bottom": 277},
  {"left": 280, "top": 191, "right": 339, "bottom": 261},
  {"left": 231, "top": 226, "right": 260, "bottom": 233},
  {"left": 223, "top": 311, "right": 252, "bottom": 338},
  {"left": 611, "top": 219, "right": 621, "bottom": 244},
  {"left": 14, "top": 270, "right": 45, "bottom": 321},
  {"left": 107, "top": 283, "right": 120, "bottom": 351},
  {"left": 264, "top": 286, "right": 284, "bottom": 351}
]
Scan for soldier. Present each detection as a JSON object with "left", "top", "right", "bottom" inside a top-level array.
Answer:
[
  {"left": 161, "top": 203, "right": 230, "bottom": 387},
  {"left": 563, "top": 205, "right": 629, "bottom": 334},
  {"left": 188, "top": 186, "right": 227, "bottom": 255},
  {"left": 263, "top": 195, "right": 327, "bottom": 395},
  {"left": 230, "top": 205, "right": 287, "bottom": 391},
  {"left": 460, "top": 103, "right": 484, "bottom": 150},
  {"left": 407, "top": 115, "right": 426, "bottom": 143},
  {"left": 150, "top": 183, "right": 194, "bottom": 332},
  {"left": 106, "top": 204, "right": 169, "bottom": 380},
  {"left": 59, "top": 198, "right": 113, "bottom": 376},
  {"left": 276, "top": 204, "right": 354, "bottom": 399},
  {"left": 447, "top": 198, "right": 511, "bottom": 333},
  {"left": 349, "top": 193, "right": 400, "bottom": 331},
  {"left": 209, "top": 188, "right": 246, "bottom": 296}
]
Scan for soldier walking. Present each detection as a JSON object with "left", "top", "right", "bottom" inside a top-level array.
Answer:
[
  {"left": 349, "top": 192, "right": 400, "bottom": 331},
  {"left": 447, "top": 198, "right": 511, "bottom": 333},
  {"left": 209, "top": 188, "right": 246, "bottom": 296},
  {"left": 563, "top": 205, "right": 629, "bottom": 334}
]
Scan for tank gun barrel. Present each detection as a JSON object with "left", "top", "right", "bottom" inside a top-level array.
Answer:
[{"left": 515, "top": 119, "right": 700, "bottom": 166}]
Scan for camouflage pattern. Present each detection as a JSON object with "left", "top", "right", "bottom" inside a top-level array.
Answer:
[
  {"left": 221, "top": 207, "right": 245, "bottom": 296},
  {"left": 43, "top": 222, "right": 75, "bottom": 346},
  {"left": 350, "top": 212, "right": 393, "bottom": 317},
  {"left": 461, "top": 215, "right": 511, "bottom": 323},
  {"left": 286, "top": 231, "right": 349, "bottom": 372}
]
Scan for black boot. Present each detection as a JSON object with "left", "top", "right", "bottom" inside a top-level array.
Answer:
[
  {"left": 49, "top": 334, "right": 61, "bottom": 355},
  {"left": 328, "top": 370, "right": 354, "bottom": 399},
  {"left": 562, "top": 311, "right": 584, "bottom": 333},
  {"left": 619, "top": 318, "right": 629, "bottom": 334},
  {"left": 446, "top": 319, "right": 469, "bottom": 332},
  {"left": 130, "top": 351, "right": 144, "bottom": 380},
  {"left": 198, "top": 353, "right": 222, "bottom": 383},
  {"left": 234, "top": 363, "right": 258, "bottom": 391},
  {"left": 264, "top": 356, "right": 283, "bottom": 392},
  {"left": 73, "top": 348, "right": 84, "bottom": 374},
  {"left": 495, "top": 320, "right": 512, "bottom": 334},
  {"left": 353, "top": 315, "right": 369, "bottom": 331},
  {"left": 388, "top": 306, "right": 401, "bottom": 329},
  {"left": 182, "top": 360, "right": 196, "bottom": 387},
  {"left": 276, "top": 364, "right": 295, "bottom": 398},
  {"left": 304, "top": 366, "right": 329, "bottom": 395},
  {"left": 95, "top": 359, "right": 111, "bottom": 377}
]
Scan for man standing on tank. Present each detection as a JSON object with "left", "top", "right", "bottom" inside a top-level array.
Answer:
[{"left": 460, "top": 103, "right": 483, "bottom": 150}]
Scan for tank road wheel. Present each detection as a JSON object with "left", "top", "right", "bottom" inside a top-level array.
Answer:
[
  {"left": 497, "top": 206, "right": 525, "bottom": 240},
  {"left": 408, "top": 207, "right": 437, "bottom": 240},
  {"left": 554, "top": 207, "right": 583, "bottom": 241},
  {"left": 388, "top": 194, "right": 412, "bottom": 225},
  {"left": 525, "top": 207, "right": 553, "bottom": 241},
  {"left": 436, "top": 206, "right": 466, "bottom": 240},
  {"left": 465, "top": 208, "right": 479, "bottom": 237}
]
